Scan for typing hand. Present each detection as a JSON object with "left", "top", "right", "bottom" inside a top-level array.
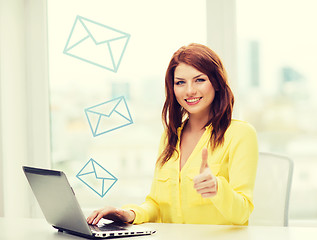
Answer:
[
  {"left": 193, "top": 148, "right": 218, "bottom": 198},
  {"left": 86, "top": 206, "right": 135, "bottom": 225}
]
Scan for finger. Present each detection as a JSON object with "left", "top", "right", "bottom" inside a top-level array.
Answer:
[
  {"left": 97, "top": 208, "right": 130, "bottom": 223},
  {"left": 92, "top": 213, "right": 103, "bottom": 225},
  {"left": 93, "top": 211, "right": 108, "bottom": 225},
  {"left": 195, "top": 178, "right": 218, "bottom": 198},
  {"left": 194, "top": 179, "right": 216, "bottom": 191},
  {"left": 200, "top": 148, "right": 209, "bottom": 173},
  {"left": 197, "top": 190, "right": 217, "bottom": 198},
  {"left": 201, "top": 192, "right": 217, "bottom": 198},
  {"left": 87, "top": 211, "right": 99, "bottom": 224},
  {"left": 93, "top": 207, "right": 114, "bottom": 224},
  {"left": 193, "top": 169, "right": 213, "bottom": 184},
  {"left": 195, "top": 184, "right": 217, "bottom": 194}
]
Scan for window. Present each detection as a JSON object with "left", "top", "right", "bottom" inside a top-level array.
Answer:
[
  {"left": 236, "top": 0, "right": 317, "bottom": 221},
  {"left": 47, "top": 0, "right": 206, "bottom": 209}
]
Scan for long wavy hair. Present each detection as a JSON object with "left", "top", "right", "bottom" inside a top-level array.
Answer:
[{"left": 157, "top": 43, "right": 234, "bottom": 166}]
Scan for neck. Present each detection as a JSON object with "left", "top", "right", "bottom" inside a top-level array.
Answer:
[{"left": 186, "top": 113, "right": 210, "bottom": 132}]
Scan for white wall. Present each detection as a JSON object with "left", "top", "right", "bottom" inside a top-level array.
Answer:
[
  {"left": 0, "top": 0, "right": 50, "bottom": 218},
  {"left": 206, "top": 0, "right": 237, "bottom": 88},
  {"left": 206, "top": 0, "right": 237, "bottom": 116}
]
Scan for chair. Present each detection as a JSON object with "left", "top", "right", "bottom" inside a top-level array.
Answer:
[{"left": 248, "top": 152, "right": 294, "bottom": 226}]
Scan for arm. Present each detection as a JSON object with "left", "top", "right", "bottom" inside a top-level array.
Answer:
[
  {"left": 122, "top": 180, "right": 161, "bottom": 224},
  {"left": 194, "top": 123, "right": 258, "bottom": 225},
  {"left": 211, "top": 124, "right": 258, "bottom": 224},
  {"left": 86, "top": 175, "right": 160, "bottom": 225}
]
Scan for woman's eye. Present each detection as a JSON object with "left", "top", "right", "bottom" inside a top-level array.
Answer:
[
  {"left": 196, "top": 78, "right": 206, "bottom": 82},
  {"left": 175, "top": 80, "right": 185, "bottom": 85}
]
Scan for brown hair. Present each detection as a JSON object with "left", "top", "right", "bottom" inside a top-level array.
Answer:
[{"left": 157, "top": 43, "right": 234, "bottom": 166}]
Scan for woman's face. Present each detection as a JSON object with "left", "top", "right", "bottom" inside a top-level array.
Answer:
[{"left": 173, "top": 63, "right": 215, "bottom": 118}]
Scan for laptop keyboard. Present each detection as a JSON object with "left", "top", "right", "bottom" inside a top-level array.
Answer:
[{"left": 89, "top": 222, "right": 128, "bottom": 232}]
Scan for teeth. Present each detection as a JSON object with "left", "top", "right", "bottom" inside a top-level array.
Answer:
[{"left": 186, "top": 98, "right": 200, "bottom": 103}]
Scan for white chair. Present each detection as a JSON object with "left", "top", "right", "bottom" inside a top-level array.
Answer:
[{"left": 249, "top": 152, "right": 294, "bottom": 226}]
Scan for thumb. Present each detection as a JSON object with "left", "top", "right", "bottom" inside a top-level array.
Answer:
[{"left": 200, "top": 148, "right": 209, "bottom": 173}]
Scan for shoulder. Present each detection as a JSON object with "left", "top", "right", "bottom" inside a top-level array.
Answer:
[
  {"left": 225, "top": 119, "right": 257, "bottom": 139},
  {"left": 228, "top": 119, "right": 256, "bottom": 132}
]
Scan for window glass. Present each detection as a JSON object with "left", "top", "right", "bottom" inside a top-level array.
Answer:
[
  {"left": 236, "top": 0, "right": 317, "bottom": 220},
  {"left": 47, "top": 0, "right": 206, "bottom": 209}
]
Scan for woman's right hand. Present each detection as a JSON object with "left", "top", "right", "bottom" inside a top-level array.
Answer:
[{"left": 86, "top": 206, "right": 136, "bottom": 225}]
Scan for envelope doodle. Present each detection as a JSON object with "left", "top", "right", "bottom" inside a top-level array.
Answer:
[
  {"left": 77, "top": 158, "right": 118, "bottom": 198},
  {"left": 84, "top": 96, "right": 133, "bottom": 137},
  {"left": 63, "top": 15, "right": 130, "bottom": 72}
]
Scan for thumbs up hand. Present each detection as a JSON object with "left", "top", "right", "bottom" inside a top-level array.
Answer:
[{"left": 193, "top": 148, "right": 218, "bottom": 198}]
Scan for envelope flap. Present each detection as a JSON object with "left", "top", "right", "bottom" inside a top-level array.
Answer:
[
  {"left": 78, "top": 159, "right": 95, "bottom": 175},
  {"left": 113, "top": 97, "right": 132, "bottom": 122},
  {"left": 64, "top": 16, "right": 91, "bottom": 52},
  {"left": 77, "top": 172, "right": 104, "bottom": 197},
  {"left": 108, "top": 36, "right": 130, "bottom": 70},
  {"left": 92, "top": 160, "right": 117, "bottom": 179},
  {"left": 86, "top": 98, "right": 121, "bottom": 116},
  {"left": 80, "top": 16, "right": 128, "bottom": 44}
]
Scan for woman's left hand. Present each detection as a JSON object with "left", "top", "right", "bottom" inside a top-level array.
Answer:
[{"left": 193, "top": 148, "right": 218, "bottom": 198}]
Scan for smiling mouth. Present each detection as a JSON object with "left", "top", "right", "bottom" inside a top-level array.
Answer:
[{"left": 185, "top": 97, "right": 202, "bottom": 104}]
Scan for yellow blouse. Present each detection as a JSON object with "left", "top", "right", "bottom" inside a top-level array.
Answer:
[{"left": 123, "top": 119, "right": 258, "bottom": 225}]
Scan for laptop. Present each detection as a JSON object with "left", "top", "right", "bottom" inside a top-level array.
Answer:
[{"left": 23, "top": 166, "right": 156, "bottom": 239}]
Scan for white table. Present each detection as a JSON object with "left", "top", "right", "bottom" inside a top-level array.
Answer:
[{"left": 1, "top": 218, "right": 317, "bottom": 240}]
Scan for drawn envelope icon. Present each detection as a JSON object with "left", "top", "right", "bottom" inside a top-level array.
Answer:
[
  {"left": 63, "top": 15, "right": 130, "bottom": 72},
  {"left": 84, "top": 96, "right": 133, "bottom": 137},
  {"left": 76, "top": 158, "right": 118, "bottom": 198}
]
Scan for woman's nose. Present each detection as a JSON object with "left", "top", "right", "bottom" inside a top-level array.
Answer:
[{"left": 186, "top": 83, "right": 197, "bottom": 96}]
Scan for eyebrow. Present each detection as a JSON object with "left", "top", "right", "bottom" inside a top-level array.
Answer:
[{"left": 175, "top": 74, "right": 205, "bottom": 80}]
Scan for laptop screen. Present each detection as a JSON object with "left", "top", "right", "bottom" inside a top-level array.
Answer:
[{"left": 23, "top": 166, "right": 93, "bottom": 236}]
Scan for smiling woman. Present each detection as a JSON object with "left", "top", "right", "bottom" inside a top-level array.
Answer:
[
  {"left": 87, "top": 43, "right": 258, "bottom": 226},
  {"left": 160, "top": 43, "right": 235, "bottom": 166}
]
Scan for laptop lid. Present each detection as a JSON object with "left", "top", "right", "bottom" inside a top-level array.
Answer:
[
  {"left": 23, "top": 166, "right": 155, "bottom": 239},
  {"left": 23, "top": 166, "right": 93, "bottom": 237}
]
